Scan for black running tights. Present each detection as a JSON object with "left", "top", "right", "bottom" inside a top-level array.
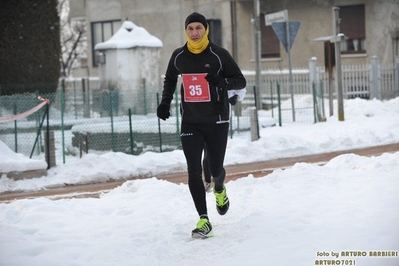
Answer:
[{"left": 180, "top": 122, "right": 229, "bottom": 217}]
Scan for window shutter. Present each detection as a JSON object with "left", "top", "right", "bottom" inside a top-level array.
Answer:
[
  {"left": 339, "top": 5, "right": 365, "bottom": 39},
  {"left": 260, "top": 14, "right": 280, "bottom": 57}
]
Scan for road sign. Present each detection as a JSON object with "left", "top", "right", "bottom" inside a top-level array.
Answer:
[
  {"left": 265, "top": 10, "right": 288, "bottom": 26},
  {"left": 271, "top": 21, "right": 301, "bottom": 53}
]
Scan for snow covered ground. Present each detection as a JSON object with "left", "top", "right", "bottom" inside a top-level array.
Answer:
[{"left": 1, "top": 97, "right": 399, "bottom": 266}]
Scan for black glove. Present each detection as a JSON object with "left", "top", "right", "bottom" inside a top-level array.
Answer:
[
  {"left": 205, "top": 73, "right": 227, "bottom": 89},
  {"left": 229, "top": 94, "right": 238, "bottom": 105},
  {"left": 157, "top": 99, "right": 171, "bottom": 120}
]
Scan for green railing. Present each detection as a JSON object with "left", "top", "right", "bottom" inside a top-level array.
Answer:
[{"left": 1, "top": 80, "right": 323, "bottom": 165}]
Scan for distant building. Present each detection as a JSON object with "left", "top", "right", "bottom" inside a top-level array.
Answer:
[
  {"left": 94, "top": 21, "right": 163, "bottom": 114},
  {"left": 68, "top": 0, "right": 399, "bottom": 78}
]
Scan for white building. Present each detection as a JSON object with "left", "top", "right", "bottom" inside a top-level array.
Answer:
[{"left": 94, "top": 21, "right": 162, "bottom": 114}]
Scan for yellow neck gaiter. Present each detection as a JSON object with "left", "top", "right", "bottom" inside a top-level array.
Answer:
[{"left": 185, "top": 26, "right": 210, "bottom": 54}]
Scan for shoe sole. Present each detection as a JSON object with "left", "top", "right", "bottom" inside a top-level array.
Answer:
[{"left": 192, "top": 231, "right": 214, "bottom": 239}]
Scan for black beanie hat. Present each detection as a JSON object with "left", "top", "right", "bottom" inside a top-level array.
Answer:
[{"left": 185, "top": 12, "right": 207, "bottom": 29}]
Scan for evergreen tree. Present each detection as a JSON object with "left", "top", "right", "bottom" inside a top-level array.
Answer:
[{"left": 0, "top": 0, "right": 60, "bottom": 95}]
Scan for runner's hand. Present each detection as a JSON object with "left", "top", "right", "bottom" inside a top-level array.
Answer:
[
  {"left": 229, "top": 95, "right": 238, "bottom": 105},
  {"left": 205, "top": 73, "right": 227, "bottom": 89},
  {"left": 157, "top": 99, "right": 171, "bottom": 120}
]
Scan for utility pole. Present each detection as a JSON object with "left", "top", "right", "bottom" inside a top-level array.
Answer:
[
  {"left": 253, "top": 0, "right": 262, "bottom": 110},
  {"left": 333, "top": 7, "right": 345, "bottom": 121}
]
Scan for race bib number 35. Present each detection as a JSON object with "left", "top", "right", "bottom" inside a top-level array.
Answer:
[{"left": 182, "top": 73, "right": 211, "bottom": 102}]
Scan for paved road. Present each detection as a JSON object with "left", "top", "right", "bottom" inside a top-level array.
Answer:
[{"left": 1, "top": 143, "right": 398, "bottom": 202}]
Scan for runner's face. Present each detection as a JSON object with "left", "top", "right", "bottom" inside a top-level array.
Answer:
[{"left": 186, "top": 22, "right": 206, "bottom": 42}]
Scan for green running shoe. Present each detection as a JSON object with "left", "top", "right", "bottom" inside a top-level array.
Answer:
[
  {"left": 214, "top": 186, "right": 229, "bottom": 215},
  {"left": 191, "top": 217, "right": 214, "bottom": 239}
]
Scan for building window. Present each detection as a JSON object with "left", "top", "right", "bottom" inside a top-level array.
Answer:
[
  {"left": 91, "top": 20, "right": 122, "bottom": 67},
  {"left": 260, "top": 13, "right": 280, "bottom": 58},
  {"left": 339, "top": 5, "right": 366, "bottom": 54},
  {"left": 207, "top": 19, "right": 222, "bottom": 46}
]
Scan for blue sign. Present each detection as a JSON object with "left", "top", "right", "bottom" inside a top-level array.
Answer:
[{"left": 271, "top": 22, "right": 301, "bottom": 53}]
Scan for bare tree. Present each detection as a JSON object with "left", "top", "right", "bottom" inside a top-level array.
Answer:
[{"left": 58, "top": 0, "right": 87, "bottom": 78}]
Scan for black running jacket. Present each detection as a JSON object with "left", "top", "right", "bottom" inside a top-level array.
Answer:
[{"left": 162, "top": 42, "right": 246, "bottom": 124}]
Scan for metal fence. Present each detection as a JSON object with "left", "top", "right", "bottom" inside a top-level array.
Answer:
[
  {"left": 0, "top": 81, "right": 241, "bottom": 165},
  {"left": 244, "top": 57, "right": 399, "bottom": 105},
  {"left": 0, "top": 80, "right": 322, "bottom": 165},
  {"left": 1, "top": 57, "right": 397, "bottom": 166},
  {"left": 317, "top": 56, "right": 399, "bottom": 100}
]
